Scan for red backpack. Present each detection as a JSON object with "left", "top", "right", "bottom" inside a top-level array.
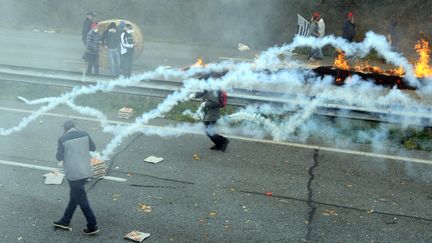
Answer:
[{"left": 218, "top": 90, "right": 227, "bottom": 108}]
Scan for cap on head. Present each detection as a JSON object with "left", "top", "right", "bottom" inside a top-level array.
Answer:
[
  {"left": 63, "top": 120, "right": 76, "bottom": 130},
  {"left": 125, "top": 24, "right": 133, "bottom": 29},
  {"left": 86, "top": 12, "right": 95, "bottom": 17},
  {"left": 347, "top": 12, "right": 354, "bottom": 18},
  {"left": 312, "top": 12, "right": 321, "bottom": 19}
]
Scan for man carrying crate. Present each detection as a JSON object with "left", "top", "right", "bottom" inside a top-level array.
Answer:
[{"left": 53, "top": 120, "right": 99, "bottom": 235}]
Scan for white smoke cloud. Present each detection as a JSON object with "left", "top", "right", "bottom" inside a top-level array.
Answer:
[{"left": 4, "top": 32, "right": 432, "bottom": 162}]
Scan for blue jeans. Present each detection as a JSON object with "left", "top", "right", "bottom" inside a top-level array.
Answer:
[
  {"left": 86, "top": 53, "right": 99, "bottom": 75},
  {"left": 59, "top": 178, "right": 97, "bottom": 228},
  {"left": 108, "top": 48, "right": 120, "bottom": 76}
]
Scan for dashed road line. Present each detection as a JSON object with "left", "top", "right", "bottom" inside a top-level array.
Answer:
[
  {"left": 0, "top": 159, "right": 127, "bottom": 182},
  {"left": 1, "top": 106, "right": 432, "bottom": 165}
]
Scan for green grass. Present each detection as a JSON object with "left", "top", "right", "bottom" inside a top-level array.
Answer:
[{"left": 2, "top": 80, "right": 431, "bottom": 151}]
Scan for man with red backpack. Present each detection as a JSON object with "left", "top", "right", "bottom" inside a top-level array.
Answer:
[{"left": 190, "top": 89, "right": 229, "bottom": 152}]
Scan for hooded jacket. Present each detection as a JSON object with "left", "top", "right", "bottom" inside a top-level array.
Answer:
[
  {"left": 102, "top": 23, "right": 120, "bottom": 49},
  {"left": 56, "top": 128, "right": 96, "bottom": 181},
  {"left": 195, "top": 90, "right": 221, "bottom": 122},
  {"left": 120, "top": 31, "right": 134, "bottom": 55}
]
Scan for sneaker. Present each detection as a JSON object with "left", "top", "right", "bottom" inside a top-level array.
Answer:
[
  {"left": 53, "top": 221, "right": 71, "bottom": 230},
  {"left": 210, "top": 145, "right": 222, "bottom": 150},
  {"left": 83, "top": 227, "right": 99, "bottom": 235},
  {"left": 221, "top": 139, "right": 230, "bottom": 152}
]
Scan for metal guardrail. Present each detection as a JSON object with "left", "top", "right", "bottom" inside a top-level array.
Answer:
[{"left": 0, "top": 64, "right": 431, "bottom": 127}]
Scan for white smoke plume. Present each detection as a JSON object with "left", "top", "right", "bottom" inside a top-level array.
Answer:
[{"left": 5, "top": 32, "right": 432, "bottom": 161}]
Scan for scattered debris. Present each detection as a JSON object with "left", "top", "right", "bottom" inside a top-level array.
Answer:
[
  {"left": 346, "top": 184, "right": 353, "bottom": 188},
  {"left": 366, "top": 208, "right": 374, "bottom": 214},
  {"left": 43, "top": 171, "right": 64, "bottom": 185},
  {"left": 238, "top": 43, "right": 250, "bottom": 51},
  {"left": 91, "top": 157, "right": 107, "bottom": 178},
  {"left": 322, "top": 209, "right": 338, "bottom": 216},
  {"left": 44, "top": 30, "right": 56, "bottom": 34},
  {"left": 118, "top": 107, "right": 135, "bottom": 119},
  {"left": 208, "top": 211, "right": 217, "bottom": 217},
  {"left": 264, "top": 192, "right": 273, "bottom": 197},
  {"left": 124, "top": 231, "right": 150, "bottom": 242},
  {"left": 138, "top": 203, "right": 152, "bottom": 213},
  {"left": 193, "top": 154, "right": 200, "bottom": 160},
  {"left": 144, "top": 156, "right": 164, "bottom": 164}
]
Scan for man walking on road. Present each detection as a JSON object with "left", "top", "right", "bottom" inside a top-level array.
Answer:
[
  {"left": 190, "top": 83, "right": 230, "bottom": 151},
  {"left": 53, "top": 120, "right": 99, "bottom": 235}
]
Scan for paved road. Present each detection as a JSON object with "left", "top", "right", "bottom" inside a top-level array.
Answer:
[
  {"left": 0, "top": 29, "right": 432, "bottom": 242},
  {"left": 0, "top": 100, "right": 432, "bottom": 242},
  {"left": 0, "top": 28, "right": 256, "bottom": 73}
]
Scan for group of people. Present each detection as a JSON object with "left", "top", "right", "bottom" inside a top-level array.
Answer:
[
  {"left": 308, "top": 11, "right": 356, "bottom": 61},
  {"left": 307, "top": 11, "right": 402, "bottom": 60},
  {"left": 81, "top": 12, "right": 135, "bottom": 77}
]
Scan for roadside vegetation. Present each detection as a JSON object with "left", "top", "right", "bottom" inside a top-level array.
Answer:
[{"left": 2, "top": 81, "right": 431, "bottom": 152}]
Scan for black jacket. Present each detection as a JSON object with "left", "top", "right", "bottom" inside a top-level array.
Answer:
[
  {"left": 102, "top": 28, "right": 120, "bottom": 49},
  {"left": 342, "top": 20, "right": 356, "bottom": 42},
  {"left": 86, "top": 30, "right": 101, "bottom": 55},
  {"left": 82, "top": 18, "right": 92, "bottom": 44}
]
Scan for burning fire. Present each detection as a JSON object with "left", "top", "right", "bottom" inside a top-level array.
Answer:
[
  {"left": 331, "top": 38, "right": 432, "bottom": 78},
  {"left": 334, "top": 51, "right": 350, "bottom": 70},
  {"left": 414, "top": 38, "right": 432, "bottom": 78},
  {"left": 192, "top": 58, "right": 205, "bottom": 67}
]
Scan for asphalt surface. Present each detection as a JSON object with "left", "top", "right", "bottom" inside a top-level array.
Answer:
[{"left": 0, "top": 28, "right": 432, "bottom": 242}]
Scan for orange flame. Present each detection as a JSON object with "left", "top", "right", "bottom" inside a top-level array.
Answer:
[
  {"left": 334, "top": 51, "right": 350, "bottom": 70},
  {"left": 192, "top": 58, "right": 205, "bottom": 67},
  {"left": 414, "top": 38, "right": 432, "bottom": 78}
]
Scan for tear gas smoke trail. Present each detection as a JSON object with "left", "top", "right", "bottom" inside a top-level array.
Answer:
[
  {"left": 256, "top": 32, "right": 419, "bottom": 87},
  {"left": 63, "top": 100, "right": 120, "bottom": 134},
  {"left": 5, "top": 32, "right": 432, "bottom": 160},
  {"left": 99, "top": 65, "right": 332, "bottom": 158},
  {"left": 2, "top": 64, "right": 239, "bottom": 136}
]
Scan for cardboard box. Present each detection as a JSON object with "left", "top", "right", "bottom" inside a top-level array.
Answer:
[
  {"left": 90, "top": 157, "right": 106, "bottom": 178},
  {"left": 118, "top": 107, "right": 135, "bottom": 119}
]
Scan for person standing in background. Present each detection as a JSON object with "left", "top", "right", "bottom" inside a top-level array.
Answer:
[
  {"left": 342, "top": 12, "right": 356, "bottom": 42},
  {"left": 120, "top": 24, "right": 135, "bottom": 78},
  {"left": 102, "top": 22, "right": 121, "bottom": 76},
  {"left": 82, "top": 12, "right": 95, "bottom": 45},
  {"left": 85, "top": 22, "right": 101, "bottom": 75},
  {"left": 308, "top": 12, "right": 325, "bottom": 61},
  {"left": 387, "top": 19, "right": 400, "bottom": 52}
]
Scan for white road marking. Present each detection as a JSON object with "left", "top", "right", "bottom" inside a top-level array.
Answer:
[
  {"left": 1, "top": 106, "right": 432, "bottom": 165},
  {"left": 0, "top": 159, "right": 127, "bottom": 182}
]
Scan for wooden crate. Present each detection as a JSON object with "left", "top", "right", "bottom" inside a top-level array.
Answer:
[
  {"left": 90, "top": 157, "right": 106, "bottom": 178},
  {"left": 118, "top": 107, "right": 135, "bottom": 119}
]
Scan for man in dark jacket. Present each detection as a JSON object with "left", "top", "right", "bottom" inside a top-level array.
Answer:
[
  {"left": 191, "top": 89, "right": 229, "bottom": 151},
  {"left": 82, "top": 12, "right": 95, "bottom": 45},
  {"left": 120, "top": 24, "right": 135, "bottom": 78},
  {"left": 102, "top": 22, "right": 121, "bottom": 76},
  {"left": 342, "top": 12, "right": 356, "bottom": 42},
  {"left": 85, "top": 22, "right": 100, "bottom": 75},
  {"left": 53, "top": 120, "right": 99, "bottom": 235}
]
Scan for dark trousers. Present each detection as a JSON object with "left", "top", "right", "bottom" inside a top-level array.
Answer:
[
  {"left": 60, "top": 178, "right": 97, "bottom": 228},
  {"left": 120, "top": 53, "right": 133, "bottom": 78},
  {"left": 204, "top": 121, "right": 227, "bottom": 147},
  {"left": 86, "top": 53, "right": 99, "bottom": 75}
]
